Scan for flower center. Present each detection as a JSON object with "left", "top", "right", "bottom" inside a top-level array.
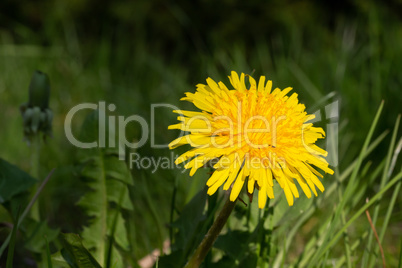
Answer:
[{"left": 210, "top": 88, "right": 304, "bottom": 161}]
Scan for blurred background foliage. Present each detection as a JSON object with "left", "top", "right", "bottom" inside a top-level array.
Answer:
[{"left": 0, "top": 0, "right": 401, "bottom": 266}]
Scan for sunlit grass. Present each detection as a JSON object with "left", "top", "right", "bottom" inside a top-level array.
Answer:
[{"left": 0, "top": 2, "right": 401, "bottom": 266}]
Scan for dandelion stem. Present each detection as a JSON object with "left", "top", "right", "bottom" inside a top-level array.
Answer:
[
  {"left": 184, "top": 196, "right": 237, "bottom": 268},
  {"left": 30, "top": 134, "right": 41, "bottom": 220}
]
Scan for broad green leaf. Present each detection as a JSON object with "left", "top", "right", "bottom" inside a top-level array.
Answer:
[
  {"left": 158, "top": 250, "right": 184, "bottom": 268},
  {"left": 207, "top": 256, "right": 236, "bottom": 268},
  {"left": 0, "top": 158, "right": 36, "bottom": 203},
  {"left": 0, "top": 204, "right": 12, "bottom": 222},
  {"left": 213, "top": 230, "right": 260, "bottom": 267},
  {"left": 171, "top": 187, "right": 207, "bottom": 251},
  {"left": 61, "top": 233, "right": 102, "bottom": 268},
  {"left": 50, "top": 251, "right": 71, "bottom": 268},
  {"left": 214, "top": 230, "right": 251, "bottom": 260},
  {"left": 160, "top": 188, "right": 208, "bottom": 267},
  {"left": 238, "top": 252, "right": 258, "bottom": 268},
  {"left": 76, "top": 111, "right": 133, "bottom": 267},
  {"left": 106, "top": 209, "right": 130, "bottom": 253}
]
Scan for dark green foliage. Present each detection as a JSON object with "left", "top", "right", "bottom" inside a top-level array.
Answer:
[
  {"left": 170, "top": 188, "right": 207, "bottom": 251},
  {"left": 0, "top": 158, "right": 36, "bottom": 203},
  {"left": 215, "top": 230, "right": 253, "bottom": 261},
  {"left": 159, "top": 188, "right": 208, "bottom": 267}
]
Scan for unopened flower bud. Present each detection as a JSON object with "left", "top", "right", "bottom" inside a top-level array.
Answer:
[
  {"left": 20, "top": 70, "right": 53, "bottom": 142},
  {"left": 28, "top": 70, "right": 50, "bottom": 109}
]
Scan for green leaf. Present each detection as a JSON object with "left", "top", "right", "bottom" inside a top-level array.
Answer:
[
  {"left": 207, "top": 256, "right": 236, "bottom": 268},
  {"left": 158, "top": 250, "right": 184, "bottom": 268},
  {"left": 171, "top": 187, "right": 207, "bottom": 251},
  {"left": 50, "top": 250, "right": 72, "bottom": 268},
  {"left": 61, "top": 233, "right": 102, "bottom": 268},
  {"left": 106, "top": 209, "right": 130, "bottom": 256},
  {"left": 0, "top": 158, "right": 36, "bottom": 203},
  {"left": 0, "top": 204, "right": 12, "bottom": 223},
  {"left": 213, "top": 231, "right": 259, "bottom": 268},
  {"left": 214, "top": 230, "right": 251, "bottom": 260},
  {"left": 23, "top": 218, "right": 60, "bottom": 253},
  {"left": 76, "top": 111, "right": 133, "bottom": 267},
  {"left": 238, "top": 252, "right": 258, "bottom": 268},
  {"left": 160, "top": 188, "right": 208, "bottom": 267}
]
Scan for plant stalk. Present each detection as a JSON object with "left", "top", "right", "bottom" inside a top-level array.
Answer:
[
  {"left": 30, "top": 134, "right": 41, "bottom": 220},
  {"left": 184, "top": 196, "right": 237, "bottom": 268}
]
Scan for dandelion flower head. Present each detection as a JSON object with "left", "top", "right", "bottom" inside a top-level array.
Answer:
[{"left": 168, "top": 71, "right": 334, "bottom": 207}]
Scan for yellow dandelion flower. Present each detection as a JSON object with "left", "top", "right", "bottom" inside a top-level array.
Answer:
[{"left": 168, "top": 71, "right": 334, "bottom": 207}]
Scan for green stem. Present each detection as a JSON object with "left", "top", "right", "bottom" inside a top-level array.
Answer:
[
  {"left": 184, "top": 196, "right": 237, "bottom": 268},
  {"left": 30, "top": 134, "right": 41, "bottom": 221},
  {"left": 170, "top": 176, "right": 179, "bottom": 243}
]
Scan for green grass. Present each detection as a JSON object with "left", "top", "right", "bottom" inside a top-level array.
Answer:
[{"left": 0, "top": 1, "right": 401, "bottom": 267}]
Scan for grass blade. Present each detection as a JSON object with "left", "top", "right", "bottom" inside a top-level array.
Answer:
[
  {"left": 332, "top": 118, "right": 352, "bottom": 268},
  {"left": 6, "top": 207, "right": 21, "bottom": 268},
  {"left": 311, "top": 171, "right": 402, "bottom": 264},
  {"left": 273, "top": 207, "right": 315, "bottom": 268},
  {"left": 399, "top": 238, "right": 402, "bottom": 268},
  {"left": 308, "top": 101, "right": 384, "bottom": 267},
  {"left": 365, "top": 204, "right": 386, "bottom": 268},
  {"left": 335, "top": 231, "right": 369, "bottom": 268},
  {"left": 378, "top": 138, "right": 402, "bottom": 244},
  {"left": 366, "top": 114, "right": 400, "bottom": 268},
  {"left": 288, "top": 61, "right": 322, "bottom": 102},
  {"left": 293, "top": 132, "right": 387, "bottom": 267}
]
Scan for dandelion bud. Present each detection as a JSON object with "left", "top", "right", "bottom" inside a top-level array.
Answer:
[
  {"left": 20, "top": 71, "right": 53, "bottom": 142},
  {"left": 28, "top": 71, "right": 50, "bottom": 109}
]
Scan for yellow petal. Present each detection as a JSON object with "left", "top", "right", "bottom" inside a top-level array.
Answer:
[
  {"left": 258, "top": 76, "right": 266, "bottom": 92},
  {"left": 230, "top": 167, "right": 246, "bottom": 201}
]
